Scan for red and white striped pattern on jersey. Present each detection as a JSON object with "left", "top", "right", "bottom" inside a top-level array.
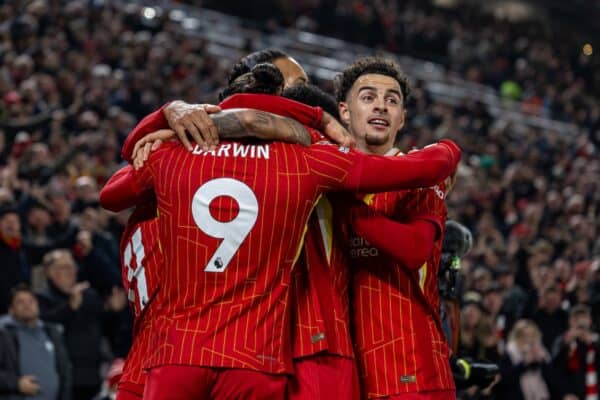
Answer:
[
  {"left": 350, "top": 181, "right": 455, "bottom": 398},
  {"left": 133, "top": 140, "right": 456, "bottom": 374},
  {"left": 119, "top": 210, "right": 162, "bottom": 393},
  {"left": 291, "top": 196, "right": 355, "bottom": 359}
]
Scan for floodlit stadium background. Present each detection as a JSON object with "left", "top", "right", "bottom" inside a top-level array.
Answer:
[{"left": 0, "top": 0, "right": 598, "bottom": 399}]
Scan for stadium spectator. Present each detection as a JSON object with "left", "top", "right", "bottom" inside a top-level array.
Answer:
[
  {"left": 532, "top": 286, "right": 568, "bottom": 352},
  {"left": 496, "top": 319, "right": 555, "bottom": 400},
  {"left": 0, "top": 284, "right": 71, "bottom": 400},
  {"left": 22, "top": 201, "right": 54, "bottom": 266},
  {"left": 552, "top": 304, "right": 600, "bottom": 400},
  {"left": 0, "top": 206, "right": 28, "bottom": 315},
  {"left": 35, "top": 250, "right": 104, "bottom": 400},
  {"left": 458, "top": 292, "right": 498, "bottom": 363}
]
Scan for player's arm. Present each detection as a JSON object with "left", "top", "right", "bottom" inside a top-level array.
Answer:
[
  {"left": 221, "top": 93, "right": 353, "bottom": 147},
  {"left": 308, "top": 140, "right": 461, "bottom": 193},
  {"left": 134, "top": 108, "right": 312, "bottom": 153},
  {"left": 122, "top": 94, "right": 332, "bottom": 162},
  {"left": 350, "top": 203, "right": 440, "bottom": 269},
  {"left": 125, "top": 94, "right": 354, "bottom": 162},
  {"left": 131, "top": 110, "right": 318, "bottom": 167},
  {"left": 219, "top": 109, "right": 313, "bottom": 145},
  {"left": 100, "top": 164, "right": 154, "bottom": 212},
  {"left": 350, "top": 204, "right": 437, "bottom": 269},
  {"left": 121, "top": 102, "right": 224, "bottom": 162},
  {"left": 158, "top": 100, "right": 316, "bottom": 149}
]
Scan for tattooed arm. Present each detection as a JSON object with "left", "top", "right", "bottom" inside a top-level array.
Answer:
[
  {"left": 225, "top": 108, "right": 312, "bottom": 146},
  {"left": 131, "top": 109, "right": 313, "bottom": 167}
]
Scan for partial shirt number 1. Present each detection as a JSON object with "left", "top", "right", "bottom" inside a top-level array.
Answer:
[{"left": 123, "top": 227, "right": 150, "bottom": 312}]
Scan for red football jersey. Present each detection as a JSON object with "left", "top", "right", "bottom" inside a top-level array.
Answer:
[
  {"left": 350, "top": 175, "right": 454, "bottom": 397},
  {"left": 117, "top": 201, "right": 163, "bottom": 394},
  {"left": 291, "top": 196, "right": 355, "bottom": 359},
  {"left": 124, "top": 139, "right": 458, "bottom": 374}
]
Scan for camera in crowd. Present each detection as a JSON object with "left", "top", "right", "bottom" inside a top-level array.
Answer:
[{"left": 439, "top": 220, "right": 499, "bottom": 389}]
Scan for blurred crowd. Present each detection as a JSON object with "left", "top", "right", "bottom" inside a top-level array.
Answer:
[
  {"left": 0, "top": 0, "right": 598, "bottom": 399},
  {"left": 207, "top": 0, "right": 599, "bottom": 131}
]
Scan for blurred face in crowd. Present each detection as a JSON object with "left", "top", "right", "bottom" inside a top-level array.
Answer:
[
  {"left": 0, "top": 188, "right": 15, "bottom": 205},
  {"left": 554, "top": 258, "right": 571, "bottom": 282},
  {"left": 46, "top": 251, "right": 77, "bottom": 293},
  {"left": 513, "top": 322, "right": 542, "bottom": 352},
  {"left": 9, "top": 290, "right": 39, "bottom": 326},
  {"left": 30, "top": 143, "right": 51, "bottom": 167},
  {"left": 0, "top": 212, "right": 21, "bottom": 239},
  {"left": 497, "top": 272, "right": 514, "bottom": 289},
  {"left": 28, "top": 206, "right": 51, "bottom": 233},
  {"left": 462, "top": 303, "right": 482, "bottom": 329},
  {"left": 272, "top": 56, "right": 308, "bottom": 88},
  {"left": 340, "top": 74, "right": 406, "bottom": 154},
  {"left": 483, "top": 289, "right": 503, "bottom": 315},
  {"left": 75, "top": 176, "right": 98, "bottom": 202},
  {"left": 473, "top": 268, "right": 492, "bottom": 293},
  {"left": 542, "top": 289, "right": 561, "bottom": 313},
  {"left": 51, "top": 196, "right": 71, "bottom": 224},
  {"left": 570, "top": 311, "right": 592, "bottom": 332},
  {"left": 79, "top": 206, "right": 99, "bottom": 232}
]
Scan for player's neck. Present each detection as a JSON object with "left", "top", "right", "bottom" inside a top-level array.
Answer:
[
  {"left": 354, "top": 134, "right": 396, "bottom": 155},
  {"left": 364, "top": 143, "right": 397, "bottom": 156}
]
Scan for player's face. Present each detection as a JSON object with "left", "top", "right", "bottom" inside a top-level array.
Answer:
[
  {"left": 273, "top": 56, "right": 309, "bottom": 88},
  {"left": 339, "top": 74, "right": 406, "bottom": 153}
]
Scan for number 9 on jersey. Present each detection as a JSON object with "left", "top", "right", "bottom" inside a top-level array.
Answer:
[{"left": 192, "top": 178, "right": 259, "bottom": 272}]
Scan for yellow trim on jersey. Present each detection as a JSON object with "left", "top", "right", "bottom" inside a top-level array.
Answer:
[
  {"left": 156, "top": 209, "right": 163, "bottom": 254},
  {"left": 419, "top": 262, "right": 428, "bottom": 291},
  {"left": 315, "top": 197, "right": 333, "bottom": 264},
  {"left": 362, "top": 194, "right": 375, "bottom": 206},
  {"left": 292, "top": 195, "right": 322, "bottom": 265}
]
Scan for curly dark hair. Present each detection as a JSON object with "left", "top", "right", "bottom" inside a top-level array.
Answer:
[
  {"left": 334, "top": 56, "right": 411, "bottom": 104},
  {"left": 282, "top": 84, "right": 340, "bottom": 121},
  {"left": 226, "top": 49, "right": 289, "bottom": 85},
  {"left": 219, "top": 63, "right": 284, "bottom": 100}
]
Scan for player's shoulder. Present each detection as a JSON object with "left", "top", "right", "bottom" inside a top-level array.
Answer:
[
  {"left": 150, "top": 140, "right": 184, "bottom": 157},
  {"left": 307, "top": 141, "right": 353, "bottom": 154}
]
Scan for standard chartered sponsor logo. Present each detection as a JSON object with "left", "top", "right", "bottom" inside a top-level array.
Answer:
[{"left": 349, "top": 235, "right": 379, "bottom": 258}]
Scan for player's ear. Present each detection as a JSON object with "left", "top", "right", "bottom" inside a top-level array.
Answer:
[
  {"left": 339, "top": 102, "right": 350, "bottom": 126},
  {"left": 398, "top": 108, "right": 406, "bottom": 131}
]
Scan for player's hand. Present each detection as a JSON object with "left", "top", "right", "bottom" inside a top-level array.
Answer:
[
  {"left": 18, "top": 375, "right": 40, "bottom": 395},
  {"left": 320, "top": 111, "right": 356, "bottom": 148},
  {"left": 69, "top": 281, "right": 90, "bottom": 310},
  {"left": 132, "top": 129, "right": 175, "bottom": 169},
  {"left": 163, "top": 101, "right": 222, "bottom": 151}
]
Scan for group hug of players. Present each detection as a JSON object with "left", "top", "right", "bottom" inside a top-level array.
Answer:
[{"left": 99, "top": 49, "right": 464, "bottom": 400}]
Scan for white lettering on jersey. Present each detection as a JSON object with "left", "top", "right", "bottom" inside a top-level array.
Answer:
[
  {"left": 349, "top": 235, "right": 379, "bottom": 259},
  {"left": 192, "top": 143, "right": 269, "bottom": 159}
]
